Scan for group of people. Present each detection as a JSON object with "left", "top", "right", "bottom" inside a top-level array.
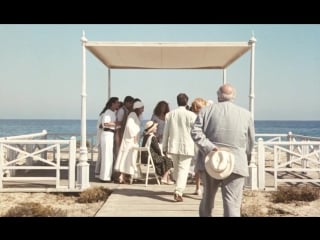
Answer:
[
  {"left": 95, "top": 83, "right": 255, "bottom": 217},
  {"left": 95, "top": 96, "right": 144, "bottom": 183},
  {"left": 96, "top": 96, "right": 173, "bottom": 185}
]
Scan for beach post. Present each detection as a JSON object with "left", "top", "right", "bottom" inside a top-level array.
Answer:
[
  {"left": 247, "top": 149, "right": 258, "bottom": 190},
  {"left": 248, "top": 33, "right": 256, "bottom": 120},
  {"left": 257, "top": 138, "right": 265, "bottom": 190},
  {"left": 286, "top": 132, "right": 293, "bottom": 168},
  {"left": 77, "top": 30, "right": 90, "bottom": 190}
]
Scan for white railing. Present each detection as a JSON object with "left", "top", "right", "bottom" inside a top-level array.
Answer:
[
  {"left": 1, "top": 130, "right": 48, "bottom": 176},
  {"left": 47, "top": 132, "right": 98, "bottom": 162},
  {"left": 0, "top": 133, "right": 78, "bottom": 192},
  {"left": 2, "top": 129, "right": 320, "bottom": 192},
  {"left": 0, "top": 130, "right": 48, "bottom": 140},
  {"left": 248, "top": 132, "right": 320, "bottom": 190}
]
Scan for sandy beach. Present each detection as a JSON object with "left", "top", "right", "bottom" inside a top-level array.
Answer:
[{"left": 1, "top": 187, "right": 320, "bottom": 217}]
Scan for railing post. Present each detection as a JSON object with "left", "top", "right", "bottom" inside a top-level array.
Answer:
[
  {"left": 56, "top": 144, "right": 61, "bottom": 188},
  {"left": 257, "top": 138, "right": 265, "bottom": 190},
  {"left": 287, "top": 132, "right": 293, "bottom": 167},
  {"left": 7, "top": 146, "right": 16, "bottom": 177},
  {"left": 0, "top": 143, "right": 3, "bottom": 188},
  {"left": 301, "top": 139, "right": 308, "bottom": 172},
  {"left": 318, "top": 145, "right": 320, "bottom": 179},
  {"left": 41, "top": 130, "right": 48, "bottom": 160},
  {"left": 69, "top": 137, "right": 76, "bottom": 190},
  {"left": 246, "top": 148, "right": 258, "bottom": 190},
  {"left": 26, "top": 142, "right": 33, "bottom": 167}
]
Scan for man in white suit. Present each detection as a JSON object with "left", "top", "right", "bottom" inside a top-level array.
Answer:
[
  {"left": 162, "top": 93, "right": 197, "bottom": 202},
  {"left": 191, "top": 84, "right": 255, "bottom": 216}
]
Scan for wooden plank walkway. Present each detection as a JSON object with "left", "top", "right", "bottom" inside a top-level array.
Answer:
[
  {"left": 2, "top": 160, "right": 223, "bottom": 216},
  {"left": 94, "top": 182, "right": 223, "bottom": 217}
]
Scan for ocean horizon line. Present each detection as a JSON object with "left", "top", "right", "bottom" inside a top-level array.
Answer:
[
  {"left": 1, "top": 118, "right": 320, "bottom": 122},
  {"left": 1, "top": 119, "right": 320, "bottom": 138}
]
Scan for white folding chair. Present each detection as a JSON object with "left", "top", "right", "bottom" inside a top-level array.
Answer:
[{"left": 132, "top": 135, "right": 160, "bottom": 186}]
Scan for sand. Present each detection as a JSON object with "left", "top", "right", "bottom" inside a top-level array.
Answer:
[{"left": 1, "top": 189, "right": 320, "bottom": 217}]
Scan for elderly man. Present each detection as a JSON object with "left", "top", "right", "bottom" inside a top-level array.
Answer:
[{"left": 191, "top": 83, "right": 255, "bottom": 217}]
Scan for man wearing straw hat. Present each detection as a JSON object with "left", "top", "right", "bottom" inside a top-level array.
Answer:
[{"left": 191, "top": 84, "right": 255, "bottom": 217}]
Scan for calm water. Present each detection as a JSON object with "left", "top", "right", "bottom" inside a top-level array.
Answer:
[{"left": 1, "top": 119, "right": 320, "bottom": 138}]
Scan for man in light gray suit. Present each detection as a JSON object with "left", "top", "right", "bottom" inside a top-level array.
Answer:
[
  {"left": 162, "top": 93, "right": 197, "bottom": 202},
  {"left": 191, "top": 84, "right": 255, "bottom": 216}
]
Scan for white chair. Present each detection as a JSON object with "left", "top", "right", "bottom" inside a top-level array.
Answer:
[{"left": 132, "top": 135, "right": 160, "bottom": 186}]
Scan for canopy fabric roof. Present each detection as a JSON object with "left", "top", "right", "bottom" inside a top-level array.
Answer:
[{"left": 85, "top": 42, "right": 252, "bottom": 69}]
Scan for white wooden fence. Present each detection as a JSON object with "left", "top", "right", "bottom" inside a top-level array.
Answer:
[
  {"left": 0, "top": 131, "right": 79, "bottom": 192},
  {"left": 2, "top": 130, "right": 320, "bottom": 192},
  {"left": 246, "top": 132, "right": 320, "bottom": 190}
]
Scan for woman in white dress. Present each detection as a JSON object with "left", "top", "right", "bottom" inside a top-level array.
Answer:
[
  {"left": 99, "top": 97, "right": 120, "bottom": 182},
  {"left": 114, "top": 101, "right": 144, "bottom": 183},
  {"left": 94, "top": 111, "right": 104, "bottom": 177}
]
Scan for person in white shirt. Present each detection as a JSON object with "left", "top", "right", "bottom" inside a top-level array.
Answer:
[
  {"left": 99, "top": 97, "right": 120, "bottom": 182},
  {"left": 162, "top": 93, "right": 197, "bottom": 202}
]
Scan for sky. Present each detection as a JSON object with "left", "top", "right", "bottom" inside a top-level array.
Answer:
[{"left": 0, "top": 24, "right": 319, "bottom": 121}]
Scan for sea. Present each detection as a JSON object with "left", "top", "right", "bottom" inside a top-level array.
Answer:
[{"left": 1, "top": 119, "right": 320, "bottom": 138}]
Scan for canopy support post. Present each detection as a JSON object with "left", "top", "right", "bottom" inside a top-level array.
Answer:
[
  {"left": 223, "top": 69, "right": 227, "bottom": 84},
  {"left": 77, "top": 30, "right": 90, "bottom": 190},
  {"left": 247, "top": 33, "right": 257, "bottom": 190},
  {"left": 108, "top": 68, "right": 111, "bottom": 99},
  {"left": 248, "top": 34, "right": 257, "bottom": 120}
]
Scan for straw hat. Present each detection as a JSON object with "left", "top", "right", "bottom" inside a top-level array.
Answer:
[
  {"left": 144, "top": 121, "right": 158, "bottom": 135},
  {"left": 205, "top": 150, "right": 235, "bottom": 180}
]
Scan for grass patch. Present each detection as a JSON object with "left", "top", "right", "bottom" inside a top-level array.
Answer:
[
  {"left": 77, "top": 186, "right": 112, "bottom": 203},
  {"left": 268, "top": 206, "right": 293, "bottom": 216},
  {"left": 271, "top": 186, "right": 320, "bottom": 203},
  {"left": 3, "top": 202, "right": 66, "bottom": 217},
  {"left": 241, "top": 191, "right": 269, "bottom": 217}
]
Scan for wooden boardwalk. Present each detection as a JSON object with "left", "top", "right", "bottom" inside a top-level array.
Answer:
[
  {"left": 2, "top": 160, "right": 223, "bottom": 216},
  {"left": 94, "top": 182, "right": 223, "bottom": 217}
]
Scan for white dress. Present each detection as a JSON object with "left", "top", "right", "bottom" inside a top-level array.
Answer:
[
  {"left": 95, "top": 114, "right": 104, "bottom": 175},
  {"left": 99, "top": 109, "right": 116, "bottom": 181},
  {"left": 114, "top": 112, "right": 141, "bottom": 175}
]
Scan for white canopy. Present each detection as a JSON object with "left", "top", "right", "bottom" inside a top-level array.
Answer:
[
  {"left": 85, "top": 41, "right": 251, "bottom": 69},
  {"left": 77, "top": 34, "right": 257, "bottom": 189}
]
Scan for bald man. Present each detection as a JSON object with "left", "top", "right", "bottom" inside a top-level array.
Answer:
[{"left": 191, "top": 83, "right": 255, "bottom": 217}]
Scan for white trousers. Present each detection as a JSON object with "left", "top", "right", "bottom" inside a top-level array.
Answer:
[
  {"left": 100, "top": 131, "right": 114, "bottom": 181},
  {"left": 170, "top": 154, "right": 192, "bottom": 196}
]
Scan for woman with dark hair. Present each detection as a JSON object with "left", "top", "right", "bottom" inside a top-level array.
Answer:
[
  {"left": 151, "top": 100, "right": 170, "bottom": 143},
  {"left": 98, "top": 97, "right": 120, "bottom": 182}
]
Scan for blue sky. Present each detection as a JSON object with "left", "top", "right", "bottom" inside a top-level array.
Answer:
[{"left": 0, "top": 24, "right": 319, "bottom": 121}]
